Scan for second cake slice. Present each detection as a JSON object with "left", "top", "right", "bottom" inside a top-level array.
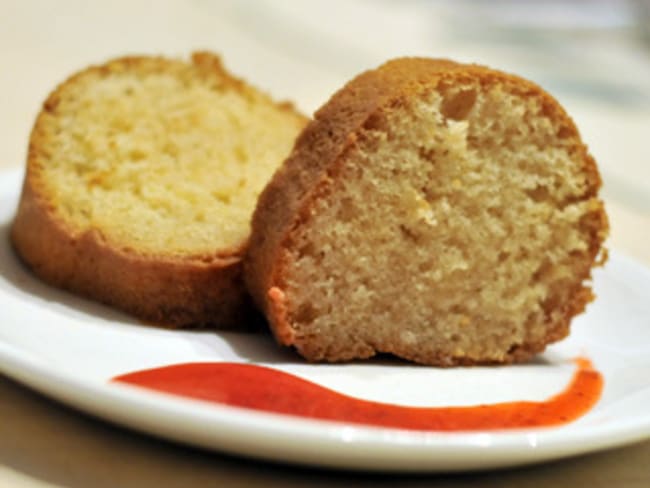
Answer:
[{"left": 12, "top": 52, "right": 306, "bottom": 328}]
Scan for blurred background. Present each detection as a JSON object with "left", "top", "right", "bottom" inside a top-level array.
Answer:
[{"left": 2, "top": 0, "right": 649, "bottom": 261}]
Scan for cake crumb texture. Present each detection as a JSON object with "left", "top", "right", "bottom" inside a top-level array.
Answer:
[
  {"left": 245, "top": 57, "right": 608, "bottom": 365},
  {"left": 12, "top": 52, "right": 306, "bottom": 328}
]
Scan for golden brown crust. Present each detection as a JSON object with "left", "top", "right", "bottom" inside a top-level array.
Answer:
[
  {"left": 11, "top": 179, "right": 255, "bottom": 327},
  {"left": 11, "top": 52, "right": 305, "bottom": 328},
  {"left": 245, "top": 57, "right": 608, "bottom": 364}
]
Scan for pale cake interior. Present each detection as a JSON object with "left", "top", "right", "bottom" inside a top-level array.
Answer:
[
  {"left": 283, "top": 82, "right": 602, "bottom": 364},
  {"left": 34, "top": 59, "right": 304, "bottom": 256}
]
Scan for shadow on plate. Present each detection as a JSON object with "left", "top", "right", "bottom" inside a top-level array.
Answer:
[{"left": 0, "top": 217, "right": 309, "bottom": 365}]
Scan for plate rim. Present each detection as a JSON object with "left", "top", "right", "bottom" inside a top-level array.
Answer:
[{"left": 1, "top": 334, "right": 650, "bottom": 472}]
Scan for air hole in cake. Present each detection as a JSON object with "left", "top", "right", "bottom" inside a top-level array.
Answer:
[
  {"left": 336, "top": 197, "right": 356, "bottom": 222},
  {"left": 129, "top": 149, "right": 146, "bottom": 161},
  {"left": 532, "top": 258, "right": 553, "bottom": 282},
  {"left": 399, "top": 224, "right": 419, "bottom": 243},
  {"left": 450, "top": 304, "right": 465, "bottom": 314},
  {"left": 363, "top": 112, "right": 388, "bottom": 131},
  {"left": 294, "top": 302, "right": 318, "bottom": 324},
  {"left": 418, "top": 147, "right": 436, "bottom": 162},
  {"left": 297, "top": 241, "right": 316, "bottom": 259},
  {"left": 441, "top": 89, "right": 477, "bottom": 121},
  {"left": 526, "top": 185, "right": 551, "bottom": 203},
  {"left": 487, "top": 207, "right": 502, "bottom": 218}
]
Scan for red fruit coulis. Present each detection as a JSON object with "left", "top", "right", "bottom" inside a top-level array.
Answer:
[{"left": 112, "top": 357, "right": 602, "bottom": 431}]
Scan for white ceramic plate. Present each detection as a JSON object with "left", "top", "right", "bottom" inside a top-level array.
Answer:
[{"left": 0, "top": 168, "right": 649, "bottom": 472}]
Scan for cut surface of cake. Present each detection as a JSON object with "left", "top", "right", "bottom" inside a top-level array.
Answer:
[
  {"left": 245, "top": 57, "right": 608, "bottom": 365},
  {"left": 11, "top": 52, "right": 306, "bottom": 328}
]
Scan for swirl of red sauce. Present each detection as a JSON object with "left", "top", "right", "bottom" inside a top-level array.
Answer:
[{"left": 112, "top": 357, "right": 602, "bottom": 431}]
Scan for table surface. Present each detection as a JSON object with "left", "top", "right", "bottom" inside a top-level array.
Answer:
[{"left": 2, "top": 1, "right": 649, "bottom": 486}]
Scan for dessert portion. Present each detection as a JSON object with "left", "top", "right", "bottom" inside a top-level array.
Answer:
[
  {"left": 11, "top": 52, "right": 306, "bottom": 328},
  {"left": 245, "top": 57, "right": 608, "bottom": 365}
]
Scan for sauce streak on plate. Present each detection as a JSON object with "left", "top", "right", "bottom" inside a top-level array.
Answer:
[{"left": 112, "top": 357, "right": 602, "bottom": 431}]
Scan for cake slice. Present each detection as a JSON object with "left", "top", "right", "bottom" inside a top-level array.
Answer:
[
  {"left": 11, "top": 52, "right": 306, "bottom": 328},
  {"left": 245, "top": 58, "right": 608, "bottom": 365}
]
